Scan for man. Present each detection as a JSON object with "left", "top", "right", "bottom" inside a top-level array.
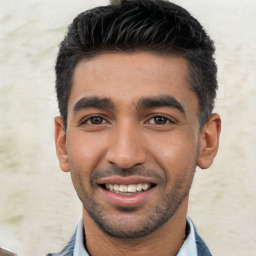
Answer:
[{"left": 49, "top": 0, "right": 221, "bottom": 255}]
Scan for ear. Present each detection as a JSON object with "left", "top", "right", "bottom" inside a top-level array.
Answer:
[
  {"left": 54, "top": 116, "right": 70, "bottom": 172},
  {"left": 197, "top": 113, "right": 221, "bottom": 169}
]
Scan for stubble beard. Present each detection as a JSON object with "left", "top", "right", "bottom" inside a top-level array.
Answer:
[{"left": 81, "top": 167, "right": 196, "bottom": 239}]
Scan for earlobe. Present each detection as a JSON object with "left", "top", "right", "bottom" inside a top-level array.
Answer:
[
  {"left": 54, "top": 116, "right": 70, "bottom": 172},
  {"left": 197, "top": 113, "right": 221, "bottom": 169}
]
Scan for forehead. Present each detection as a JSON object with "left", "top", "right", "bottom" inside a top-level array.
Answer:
[{"left": 69, "top": 52, "right": 198, "bottom": 113}]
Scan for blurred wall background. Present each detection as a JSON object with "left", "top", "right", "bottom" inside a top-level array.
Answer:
[{"left": 0, "top": 0, "right": 255, "bottom": 255}]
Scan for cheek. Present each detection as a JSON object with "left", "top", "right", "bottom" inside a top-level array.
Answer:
[
  {"left": 67, "top": 136, "right": 99, "bottom": 196},
  {"left": 66, "top": 134, "right": 108, "bottom": 186},
  {"left": 146, "top": 131, "right": 199, "bottom": 169},
  {"left": 67, "top": 132, "right": 106, "bottom": 161}
]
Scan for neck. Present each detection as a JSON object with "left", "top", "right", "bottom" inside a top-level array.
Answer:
[{"left": 82, "top": 196, "right": 189, "bottom": 256}]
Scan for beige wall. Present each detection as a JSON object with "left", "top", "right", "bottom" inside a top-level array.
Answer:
[{"left": 0, "top": 0, "right": 255, "bottom": 255}]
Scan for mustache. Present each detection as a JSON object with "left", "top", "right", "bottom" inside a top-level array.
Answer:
[{"left": 90, "top": 166, "right": 163, "bottom": 183}]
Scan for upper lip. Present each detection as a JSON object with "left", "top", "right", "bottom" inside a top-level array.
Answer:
[{"left": 97, "top": 175, "right": 158, "bottom": 185}]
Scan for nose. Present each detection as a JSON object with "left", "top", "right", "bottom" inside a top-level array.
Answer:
[{"left": 106, "top": 121, "right": 147, "bottom": 169}]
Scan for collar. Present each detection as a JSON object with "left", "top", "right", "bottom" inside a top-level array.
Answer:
[
  {"left": 177, "top": 218, "right": 197, "bottom": 256},
  {"left": 73, "top": 219, "right": 88, "bottom": 256},
  {"left": 74, "top": 218, "right": 198, "bottom": 256}
]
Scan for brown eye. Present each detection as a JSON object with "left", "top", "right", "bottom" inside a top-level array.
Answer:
[
  {"left": 90, "top": 116, "right": 105, "bottom": 125},
  {"left": 148, "top": 116, "right": 172, "bottom": 125},
  {"left": 82, "top": 116, "right": 106, "bottom": 125}
]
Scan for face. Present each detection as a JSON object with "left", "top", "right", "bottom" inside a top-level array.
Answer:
[{"left": 55, "top": 52, "right": 217, "bottom": 238}]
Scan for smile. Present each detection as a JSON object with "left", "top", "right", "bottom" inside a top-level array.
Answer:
[{"left": 104, "top": 183, "right": 152, "bottom": 196}]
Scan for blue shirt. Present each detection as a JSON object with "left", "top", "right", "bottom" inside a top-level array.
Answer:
[
  {"left": 47, "top": 217, "right": 212, "bottom": 256},
  {"left": 74, "top": 218, "right": 197, "bottom": 256}
]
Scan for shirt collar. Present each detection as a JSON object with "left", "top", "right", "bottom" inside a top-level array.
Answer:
[
  {"left": 73, "top": 219, "right": 88, "bottom": 256},
  {"left": 177, "top": 217, "right": 198, "bottom": 256},
  {"left": 74, "top": 217, "right": 197, "bottom": 256}
]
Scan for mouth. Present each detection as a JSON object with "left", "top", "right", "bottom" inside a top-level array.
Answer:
[{"left": 100, "top": 183, "right": 155, "bottom": 196}]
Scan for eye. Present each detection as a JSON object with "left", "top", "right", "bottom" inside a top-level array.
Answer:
[
  {"left": 82, "top": 116, "right": 106, "bottom": 125},
  {"left": 148, "top": 116, "right": 173, "bottom": 125}
]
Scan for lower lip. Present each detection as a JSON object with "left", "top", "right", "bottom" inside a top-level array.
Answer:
[{"left": 99, "top": 186, "right": 157, "bottom": 207}]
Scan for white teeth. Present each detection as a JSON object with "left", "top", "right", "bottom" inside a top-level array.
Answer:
[
  {"left": 119, "top": 184, "right": 128, "bottom": 192},
  {"left": 136, "top": 183, "right": 142, "bottom": 191},
  {"left": 104, "top": 183, "right": 151, "bottom": 194},
  {"left": 127, "top": 184, "right": 136, "bottom": 192},
  {"left": 114, "top": 184, "right": 119, "bottom": 191},
  {"left": 142, "top": 183, "right": 149, "bottom": 191}
]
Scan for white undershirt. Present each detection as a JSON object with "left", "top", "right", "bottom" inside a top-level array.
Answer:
[{"left": 73, "top": 218, "right": 197, "bottom": 256}]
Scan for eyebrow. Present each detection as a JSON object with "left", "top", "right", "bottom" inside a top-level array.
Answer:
[
  {"left": 137, "top": 95, "right": 185, "bottom": 114},
  {"left": 73, "top": 96, "right": 114, "bottom": 112},
  {"left": 73, "top": 95, "right": 185, "bottom": 114}
]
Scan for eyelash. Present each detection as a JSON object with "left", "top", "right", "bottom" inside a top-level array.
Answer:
[
  {"left": 80, "top": 115, "right": 107, "bottom": 125},
  {"left": 147, "top": 115, "right": 175, "bottom": 125},
  {"left": 80, "top": 114, "right": 175, "bottom": 126}
]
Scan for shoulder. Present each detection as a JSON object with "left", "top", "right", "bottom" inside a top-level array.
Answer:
[
  {"left": 46, "top": 228, "right": 77, "bottom": 256},
  {"left": 193, "top": 223, "right": 212, "bottom": 256}
]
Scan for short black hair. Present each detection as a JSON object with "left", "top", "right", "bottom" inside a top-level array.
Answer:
[{"left": 55, "top": 0, "right": 217, "bottom": 128}]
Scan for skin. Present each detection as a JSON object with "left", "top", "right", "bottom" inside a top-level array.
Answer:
[{"left": 55, "top": 52, "right": 221, "bottom": 256}]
